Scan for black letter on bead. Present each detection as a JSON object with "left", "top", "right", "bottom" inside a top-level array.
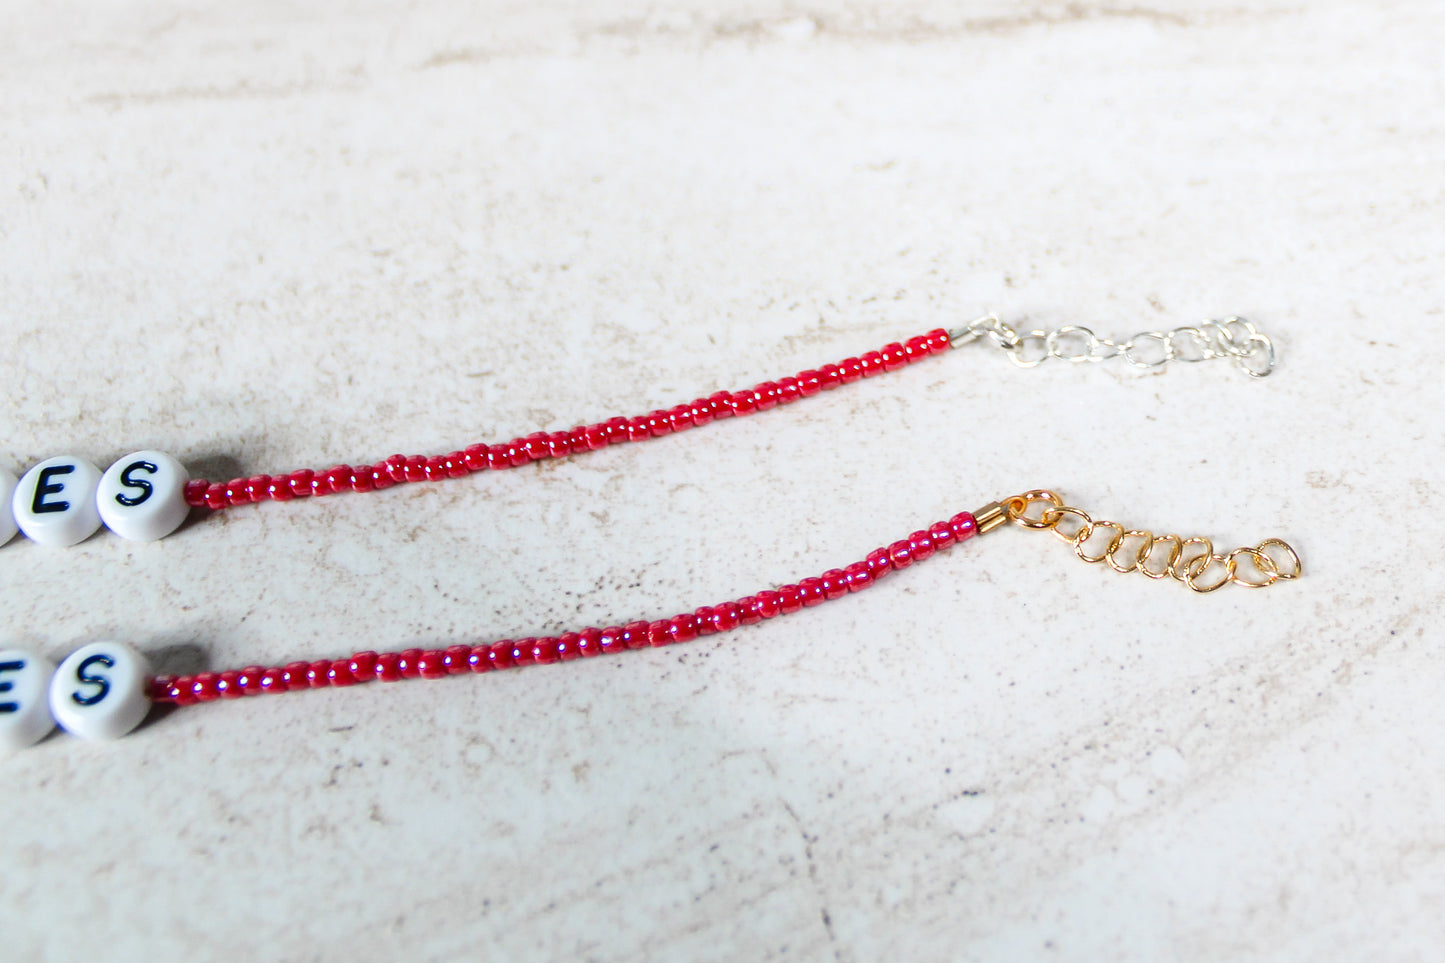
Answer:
[
  {"left": 72, "top": 654, "right": 115, "bottom": 707},
  {"left": 0, "top": 659, "right": 23, "bottom": 713},
  {"left": 115, "top": 460, "right": 158, "bottom": 507},
  {"left": 32, "top": 465, "right": 75, "bottom": 514}
]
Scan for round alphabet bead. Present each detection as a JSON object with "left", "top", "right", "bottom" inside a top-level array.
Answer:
[
  {"left": 0, "top": 649, "right": 57, "bottom": 751},
  {"left": 97, "top": 450, "right": 191, "bottom": 542},
  {"left": 13, "top": 456, "right": 104, "bottom": 547},
  {"left": 0, "top": 466, "right": 17, "bottom": 547},
  {"left": 49, "top": 642, "right": 151, "bottom": 740}
]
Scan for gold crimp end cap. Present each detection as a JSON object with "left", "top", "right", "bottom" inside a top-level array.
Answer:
[{"left": 973, "top": 501, "right": 1009, "bottom": 535}]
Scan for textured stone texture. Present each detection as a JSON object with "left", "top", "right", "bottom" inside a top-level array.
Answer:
[{"left": 1, "top": 0, "right": 1443, "bottom": 959}]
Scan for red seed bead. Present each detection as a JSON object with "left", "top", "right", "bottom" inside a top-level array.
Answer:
[
  {"left": 844, "top": 561, "right": 873, "bottom": 592},
  {"left": 621, "top": 621, "right": 650, "bottom": 650},
  {"left": 564, "top": 427, "right": 588, "bottom": 453},
  {"left": 416, "top": 650, "right": 448, "bottom": 679},
  {"left": 604, "top": 416, "right": 631, "bottom": 444},
  {"left": 204, "top": 484, "right": 227, "bottom": 510},
  {"left": 668, "top": 615, "right": 698, "bottom": 644},
  {"left": 925, "top": 328, "right": 951, "bottom": 353},
  {"left": 443, "top": 453, "right": 469, "bottom": 478},
  {"left": 184, "top": 479, "right": 210, "bottom": 507},
  {"left": 283, "top": 662, "right": 312, "bottom": 691},
  {"left": 556, "top": 632, "right": 582, "bottom": 661},
  {"left": 397, "top": 648, "right": 424, "bottom": 678},
  {"left": 375, "top": 653, "right": 403, "bottom": 682},
  {"left": 909, "top": 530, "right": 936, "bottom": 561},
  {"left": 350, "top": 468, "right": 375, "bottom": 493},
  {"left": 866, "top": 548, "right": 893, "bottom": 580},
  {"left": 464, "top": 444, "right": 490, "bottom": 471},
  {"left": 349, "top": 651, "right": 378, "bottom": 682},
  {"left": 328, "top": 661, "right": 358, "bottom": 687},
  {"left": 288, "top": 470, "right": 314, "bottom": 498},
  {"left": 237, "top": 666, "right": 266, "bottom": 694},
  {"left": 171, "top": 681, "right": 197, "bottom": 706},
  {"left": 798, "top": 577, "right": 827, "bottom": 607},
  {"left": 306, "top": 661, "right": 332, "bottom": 688},
  {"left": 223, "top": 478, "right": 248, "bottom": 506},
  {"left": 753, "top": 382, "right": 780, "bottom": 411},
  {"left": 820, "top": 568, "right": 850, "bottom": 600},
  {"left": 694, "top": 606, "right": 718, "bottom": 635},
  {"left": 191, "top": 672, "right": 220, "bottom": 702},
  {"left": 577, "top": 627, "right": 603, "bottom": 657},
  {"left": 929, "top": 520, "right": 956, "bottom": 550},
  {"left": 711, "top": 601, "right": 742, "bottom": 632},
  {"left": 148, "top": 675, "right": 176, "bottom": 700},
  {"left": 503, "top": 442, "right": 529, "bottom": 468},
  {"left": 443, "top": 645, "right": 472, "bottom": 674},
  {"left": 486, "top": 447, "right": 513, "bottom": 471},
  {"left": 370, "top": 466, "right": 395, "bottom": 489},
  {"left": 950, "top": 511, "right": 978, "bottom": 542},
  {"left": 737, "top": 596, "right": 763, "bottom": 625},
  {"left": 508, "top": 640, "right": 534, "bottom": 667},
  {"left": 838, "top": 357, "right": 864, "bottom": 383},
  {"left": 646, "top": 410, "right": 673, "bottom": 438},
  {"left": 598, "top": 626, "right": 626, "bottom": 654},
  {"left": 888, "top": 539, "right": 914, "bottom": 569},
  {"left": 754, "top": 590, "right": 782, "bottom": 619},
  {"left": 467, "top": 646, "right": 493, "bottom": 673},
  {"left": 729, "top": 391, "right": 758, "bottom": 416},
  {"left": 776, "top": 376, "right": 802, "bottom": 404},
  {"left": 382, "top": 455, "right": 408, "bottom": 482},
  {"left": 267, "top": 476, "right": 294, "bottom": 501},
  {"left": 904, "top": 336, "right": 931, "bottom": 361},
  {"left": 583, "top": 424, "right": 609, "bottom": 451},
  {"left": 708, "top": 390, "right": 735, "bottom": 418},
  {"left": 796, "top": 370, "right": 822, "bottom": 396},
  {"left": 778, "top": 584, "right": 805, "bottom": 614},
  {"left": 880, "top": 342, "right": 908, "bottom": 371},
  {"left": 668, "top": 404, "right": 695, "bottom": 432},
  {"left": 646, "top": 620, "right": 671, "bottom": 646},
  {"left": 531, "top": 638, "right": 559, "bottom": 665},
  {"left": 487, "top": 641, "right": 516, "bottom": 670},
  {"left": 690, "top": 399, "right": 715, "bottom": 426},
  {"left": 258, "top": 668, "right": 285, "bottom": 693},
  {"left": 242, "top": 475, "right": 270, "bottom": 502},
  {"left": 818, "top": 364, "right": 843, "bottom": 390}
]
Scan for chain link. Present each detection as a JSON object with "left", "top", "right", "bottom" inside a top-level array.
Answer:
[
  {"left": 1003, "top": 490, "right": 1300, "bottom": 592},
  {"left": 948, "top": 314, "right": 1277, "bottom": 378}
]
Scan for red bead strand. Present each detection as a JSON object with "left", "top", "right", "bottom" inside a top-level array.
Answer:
[
  {"left": 149, "top": 509, "right": 979, "bottom": 706},
  {"left": 184, "top": 329, "right": 953, "bottom": 508}
]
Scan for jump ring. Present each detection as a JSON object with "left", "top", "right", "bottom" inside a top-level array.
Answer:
[
  {"left": 1170, "top": 536, "right": 1215, "bottom": 581},
  {"left": 1227, "top": 547, "right": 1279, "bottom": 588},
  {"left": 1007, "top": 490, "right": 1063, "bottom": 529},
  {"left": 1184, "top": 553, "right": 1232, "bottom": 593},
  {"left": 1255, "top": 538, "right": 1302, "bottom": 579},
  {"left": 1075, "top": 520, "right": 1123, "bottom": 564}
]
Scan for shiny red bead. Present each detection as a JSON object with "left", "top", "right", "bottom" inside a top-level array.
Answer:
[
  {"left": 258, "top": 668, "right": 285, "bottom": 693},
  {"left": 443, "top": 645, "right": 472, "bottom": 674},
  {"left": 647, "top": 620, "right": 671, "bottom": 647},
  {"left": 375, "top": 653, "right": 404, "bottom": 682},
  {"left": 191, "top": 672, "right": 220, "bottom": 702},
  {"left": 844, "top": 561, "right": 873, "bottom": 592},
  {"left": 929, "top": 520, "right": 955, "bottom": 550},
  {"left": 328, "top": 662, "right": 358, "bottom": 687},
  {"left": 690, "top": 399, "right": 715, "bottom": 426},
  {"left": 818, "top": 364, "right": 842, "bottom": 390},
  {"left": 184, "top": 479, "right": 210, "bottom": 507},
  {"left": 838, "top": 357, "right": 864, "bottom": 383},
  {"left": 737, "top": 596, "right": 763, "bottom": 625},
  {"left": 857, "top": 352, "right": 884, "bottom": 377},
  {"left": 487, "top": 641, "right": 516, "bottom": 670},
  {"left": 604, "top": 416, "right": 630, "bottom": 444},
  {"left": 776, "top": 376, "right": 802, "bottom": 404},
  {"left": 508, "top": 640, "right": 534, "bottom": 667},
  {"left": 778, "top": 584, "right": 805, "bottom": 614},
  {"left": 349, "top": 651, "right": 378, "bottom": 682},
  {"left": 463, "top": 444, "right": 489, "bottom": 470},
  {"left": 553, "top": 632, "right": 579, "bottom": 661},
  {"left": 214, "top": 670, "right": 243, "bottom": 698},
  {"left": 710, "top": 601, "right": 742, "bottom": 632},
  {"left": 880, "top": 342, "right": 908, "bottom": 371},
  {"left": 351, "top": 468, "right": 375, "bottom": 492},
  {"left": 866, "top": 548, "right": 893, "bottom": 580},
  {"left": 925, "top": 328, "right": 951, "bottom": 353},
  {"left": 909, "top": 530, "right": 936, "bottom": 561},
  {"left": 668, "top": 404, "right": 694, "bottom": 432},
  {"left": 531, "top": 638, "right": 559, "bottom": 665},
  {"left": 904, "top": 336, "right": 931, "bottom": 361},
  {"left": 646, "top": 410, "right": 673, "bottom": 438},
  {"left": 583, "top": 425, "right": 609, "bottom": 450},
  {"left": 888, "top": 539, "right": 914, "bottom": 569},
  {"left": 306, "top": 661, "right": 332, "bottom": 688},
  {"left": 171, "top": 681, "right": 197, "bottom": 706},
  {"left": 796, "top": 370, "right": 822, "bottom": 396},
  {"left": 370, "top": 466, "right": 395, "bottom": 489},
  {"left": 693, "top": 607, "right": 718, "bottom": 635},
  {"left": 820, "top": 569, "right": 850, "bottom": 600},
  {"left": 397, "top": 648, "right": 424, "bottom": 678},
  {"left": 204, "top": 484, "right": 227, "bottom": 510},
  {"left": 546, "top": 433, "right": 572, "bottom": 459},
  {"left": 598, "top": 626, "right": 626, "bottom": 654},
  {"left": 708, "top": 390, "right": 735, "bottom": 418},
  {"left": 416, "top": 650, "right": 448, "bottom": 679},
  {"left": 668, "top": 615, "right": 698, "bottom": 644},
  {"left": 467, "top": 646, "right": 493, "bottom": 673},
  {"left": 577, "top": 627, "right": 603, "bottom": 657},
  {"left": 950, "top": 512, "right": 978, "bottom": 542},
  {"left": 753, "top": 382, "right": 780, "bottom": 411},
  {"left": 754, "top": 590, "right": 782, "bottom": 618},
  {"left": 621, "top": 621, "right": 650, "bottom": 650},
  {"left": 729, "top": 391, "right": 758, "bottom": 416},
  {"left": 283, "top": 662, "right": 312, "bottom": 690},
  {"left": 288, "top": 470, "right": 315, "bottom": 497},
  {"left": 798, "top": 577, "right": 827, "bottom": 607}
]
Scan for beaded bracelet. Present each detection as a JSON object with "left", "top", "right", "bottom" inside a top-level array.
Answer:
[{"left": 0, "top": 315, "right": 1293, "bottom": 751}]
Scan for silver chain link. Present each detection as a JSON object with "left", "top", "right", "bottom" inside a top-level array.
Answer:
[{"left": 947, "top": 314, "right": 1277, "bottom": 378}]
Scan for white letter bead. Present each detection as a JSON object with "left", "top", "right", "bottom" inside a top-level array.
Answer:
[
  {"left": 97, "top": 450, "right": 190, "bottom": 542},
  {"left": 49, "top": 642, "right": 151, "bottom": 741},
  {"left": 13, "top": 456, "right": 104, "bottom": 547},
  {"left": 0, "top": 467, "right": 17, "bottom": 546},
  {"left": 0, "top": 650, "right": 57, "bottom": 751}
]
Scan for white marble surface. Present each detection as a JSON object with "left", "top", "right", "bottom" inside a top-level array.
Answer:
[{"left": 2, "top": 0, "right": 1443, "bottom": 958}]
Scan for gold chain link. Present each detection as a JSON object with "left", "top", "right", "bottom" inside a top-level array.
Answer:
[{"left": 1002, "top": 490, "right": 1300, "bottom": 593}]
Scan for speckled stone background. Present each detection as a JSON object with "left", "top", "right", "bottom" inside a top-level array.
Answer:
[{"left": 2, "top": 0, "right": 1443, "bottom": 959}]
